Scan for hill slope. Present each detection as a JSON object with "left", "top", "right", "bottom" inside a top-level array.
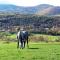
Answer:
[
  {"left": 0, "top": 4, "right": 53, "bottom": 14},
  {"left": 36, "top": 6, "right": 60, "bottom": 16},
  {"left": 0, "top": 4, "right": 60, "bottom": 15}
]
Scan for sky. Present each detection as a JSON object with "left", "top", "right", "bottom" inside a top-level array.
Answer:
[{"left": 0, "top": 0, "right": 60, "bottom": 7}]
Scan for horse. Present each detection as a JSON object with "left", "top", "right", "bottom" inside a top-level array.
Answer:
[{"left": 17, "top": 30, "right": 29, "bottom": 49}]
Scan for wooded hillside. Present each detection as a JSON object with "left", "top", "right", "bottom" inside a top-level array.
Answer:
[{"left": 0, "top": 14, "right": 60, "bottom": 35}]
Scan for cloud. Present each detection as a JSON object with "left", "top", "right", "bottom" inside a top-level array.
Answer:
[
  {"left": 0, "top": 0, "right": 60, "bottom": 6},
  {"left": 7, "top": 0, "right": 41, "bottom": 6},
  {"left": 0, "top": 0, "right": 9, "bottom": 4}
]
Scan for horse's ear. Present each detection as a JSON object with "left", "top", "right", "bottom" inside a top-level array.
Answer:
[{"left": 17, "top": 27, "right": 20, "bottom": 31}]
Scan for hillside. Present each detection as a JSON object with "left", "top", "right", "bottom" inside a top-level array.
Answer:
[
  {"left": 0, "top": 4, "right": 60, "bottom": 15},
  {"left": 0, "top": 4, "right": 53, "bottom": 14},
  {"left": 36, "top": 6, "right": 60, "bottom": 16},
  {"left": 0, "top": 14, "right": 60, "bottom": 35}
]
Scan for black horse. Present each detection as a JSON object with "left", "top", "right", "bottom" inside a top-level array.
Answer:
[{"left": 17, "top": 30, "right": 29, "bottom": 49}]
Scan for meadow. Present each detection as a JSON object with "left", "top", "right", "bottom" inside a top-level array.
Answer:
[
  {"left": 0, "top": 42, "right": 60, "bottom": 60},
  {"left": 0, "top": 32, "right": 60, "bottom": 60}
]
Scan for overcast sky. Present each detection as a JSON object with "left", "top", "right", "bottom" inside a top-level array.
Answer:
[{"left": 0, "top": 0, "right": 60, "bottom": 7}]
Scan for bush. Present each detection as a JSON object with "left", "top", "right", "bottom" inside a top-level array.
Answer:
[
  {"left": 29, "top": 35, "right": 48, "bottom": 42},
  {"left": 55, "top": 38, "right": 60, "bottom": 42}
]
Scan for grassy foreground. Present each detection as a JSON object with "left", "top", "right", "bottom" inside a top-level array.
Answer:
[{"left": 0, "top": 42, "right": 60, "bottom": 60}]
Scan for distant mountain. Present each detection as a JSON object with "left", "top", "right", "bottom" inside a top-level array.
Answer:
[
  {"left": 0, "top": 4, "right": 60, "bottom": 16},
  {"left": 0, "top": 4, "right": 53, "bottom": 14},
  {"left": 36, "top": 6, "right": 60, "bottom": 16}
]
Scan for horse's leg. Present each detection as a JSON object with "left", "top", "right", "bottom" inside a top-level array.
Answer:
[
  {"left": 20, "top": 38, "right": 22, "bottom": 49},
  {"left": 17, "top": 39, "right": 19, "bottom": 48},
  {"left": 22, "top": 41, "right": 24, "bottom": 49},
  {"left": 24, "top": 41, "right": 26, "bottom": 48},
  {"left": 27, "top": 37, "right": 29, "bottom": 48},
  {"left": 20, "top": 41, "right": 24, "bottom": 49}
]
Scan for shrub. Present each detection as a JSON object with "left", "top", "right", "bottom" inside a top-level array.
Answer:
[
  {"left": 29, "top": 35, "right": 48, "bottom": 42},
  {"left": 55, "top": 38, "right": 60, "bottom": 42}
]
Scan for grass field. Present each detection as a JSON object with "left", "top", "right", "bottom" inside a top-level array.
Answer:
[
  {"left": 0, "top": 42, "right": 60, "bottom": 60},
  {"left": 0, "top": 32, "right": 60, "bottom": 60}
]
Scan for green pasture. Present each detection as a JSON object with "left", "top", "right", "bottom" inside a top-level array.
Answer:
[
  {"left": 0, "top": 42, "right": 60, "bottom": 60},
  {"left": 0, "top": 32, "right": 60, "bottom": 60}
]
